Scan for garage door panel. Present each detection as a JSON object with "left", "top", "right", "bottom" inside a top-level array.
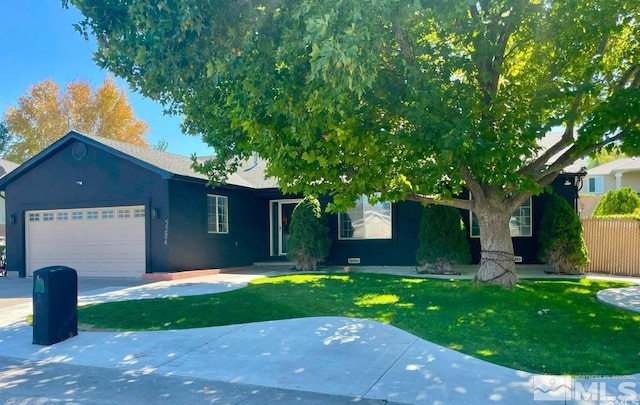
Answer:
[{"left": 26, "top": 206, "right": 146, "bottom": 277}]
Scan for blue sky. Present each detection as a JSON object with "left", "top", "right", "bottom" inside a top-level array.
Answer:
[{"left": 0, "top": 0, "right": 212, "bottom": 157}]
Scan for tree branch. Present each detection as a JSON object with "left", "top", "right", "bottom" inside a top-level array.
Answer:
[
  {"left": 614, "top": 64, "right": 640, "bottom": 92},
  {"left": 391, "top": 11, "right": 415, "bottom": 64},
  {"left": 537, "top": 121, "right": 637, "bottom": 181},
  {"left": 406, "top": 193, "right": 474, "bottom": 211},
  {"left": 460, "top": 165, "right": 485, "bottom": 199},
  {"left": 518, "top": 125, "right": 576, "bottom": 176},
  {"left": 520, "top": 35, "right": 612, "bottom": 177}
]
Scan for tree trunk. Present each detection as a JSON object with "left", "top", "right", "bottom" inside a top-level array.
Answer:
[{"left": 473, "top": 205, "right": 519, "bottom": 288}]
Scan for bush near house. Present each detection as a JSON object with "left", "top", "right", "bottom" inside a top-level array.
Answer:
[
  {"left": 287, "top": 196, "right": 331, "bottom": 271},
  {"left": 592, "top": 187, "right": 640, "bottom": 216},
  {"left": 415, "top": 204, "right": 470, "bottom": 273},
  {"left": 538, "top": 193, "right": 590, "bottom": 274}
]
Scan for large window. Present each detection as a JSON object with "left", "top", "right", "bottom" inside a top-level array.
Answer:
[
  {"left": 207, "top": 194, "right": 229, "bottom": 234},
  {"left": 338, "top": 195, "right": 392, "bottom": 240},
  {"left": 587, "top": 176, "right": 604, "bottom": 194},
  {"left": 470, "top": 197, "right": 532, "bottom": 238}
]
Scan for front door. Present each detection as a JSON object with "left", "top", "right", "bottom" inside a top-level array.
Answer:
[{"left": 270, "top": 199, "right": 302, "bottom": 256}]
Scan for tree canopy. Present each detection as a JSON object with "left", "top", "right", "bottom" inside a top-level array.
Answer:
[
  {"left": 3, "top": 76, "right": 149, "bottom": 163},
  {"left": 67, "top": 0, "right": 640, "bottom": 286}
]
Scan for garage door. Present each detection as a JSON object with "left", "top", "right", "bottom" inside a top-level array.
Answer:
[{"left": 25, "top": 206, "right": 146, "bottom": 277}]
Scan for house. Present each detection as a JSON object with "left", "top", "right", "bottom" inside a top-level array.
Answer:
[
  {"left": 579, "top": 157, "right": 640, "bottom": 216},
  {"left": 0, "top": 158, "right": 20, "bottom": 247},
  {"left": 0, "top": 131, "right": 583, "bottom": 278},
  {"left": 583, "top": 157, "right": 640, "bottom": 195}
]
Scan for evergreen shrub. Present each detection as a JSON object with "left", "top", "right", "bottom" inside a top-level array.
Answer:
[
  {"left": 538, "top": 193, "right": 589, "bottom": 274},
  {"left": 415, "top": 205, "right": 470, "bottom": 272},
  {"left": 287, "top": 196, "right": 331, "bottom": 271},
  {"left": 593, "top": 187, "right": 640, "bottom": 216}
]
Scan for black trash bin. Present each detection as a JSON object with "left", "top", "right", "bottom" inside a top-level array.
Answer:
[{"left": 32, "top": 266, "right": 78, "bottom": 345}]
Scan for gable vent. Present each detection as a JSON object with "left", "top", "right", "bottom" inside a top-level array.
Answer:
[{"left": 72, "top": 141, "right": 87, "bottom": 161}]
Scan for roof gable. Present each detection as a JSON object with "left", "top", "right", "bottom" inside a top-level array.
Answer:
[
  {"left": 587, "top": 157, "right": 640, "bottom": 175},
  {"left": 0, "top": 131, "right": 278, "bottom": 190}
]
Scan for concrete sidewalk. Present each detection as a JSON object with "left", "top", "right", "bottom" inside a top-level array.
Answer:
[{"left": 1, "top": 269, "right": 639, "bottom": 404}]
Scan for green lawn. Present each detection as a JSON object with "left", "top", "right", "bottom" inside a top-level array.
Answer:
[{"left": 78, "top": 273, "right": 640, "bottom": 375}]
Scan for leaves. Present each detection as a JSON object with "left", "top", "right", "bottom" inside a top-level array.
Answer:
[
  {"left": 3, "top": 77, "right": 149, "bottom": 163},
  {"left": 287, "top": 196, "right": 332, "bottom": 270},
  {"left": 593, "top": 187, "right": 640, "bottom": 216},
  {"left": 68, "top": 0, "right": 640, "bottom": 223},
  {"left": 538, "top": 192, "right": 590, "bottom": 272}
]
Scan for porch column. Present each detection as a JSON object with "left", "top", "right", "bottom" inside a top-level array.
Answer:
[{"left": 615, "top": 172, "right": 623, "bottom": 190}]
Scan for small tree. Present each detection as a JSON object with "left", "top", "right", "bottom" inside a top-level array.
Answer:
[
  {"left": 538, "top": 193, "right": 589, "bottom": 274},
  {"left": 287, "top": 196, "right": 331, "bottom": 271},
  {"left": 416, "top": 205, "right": 470, "bottom": 274},
  {"left": 593, "top": 187, "right": 640, "bottom": 216}
]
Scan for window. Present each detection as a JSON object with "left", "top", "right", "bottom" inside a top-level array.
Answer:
[
  {"left": 43, "top": 213, "right": 54, "bottom": 221},
  {"left": 87, "top": 211, "right": 99, "bottom": 220},
  {"left": 587, "top": 176, "right": 604, "bottom": 194},
  {"left": 72, "top": 211, "right": 83, "bottom": 220},
  {"left": 133, "top": 208, "right": 145, "bottom": 218},
  {"left": 207, "top": 195, "right": 229, "bottom": 233},
  {"left": 470, "top": 197, "right": 532, "bottom": 238},
  {"left": 338, "top": 195, "right": 392, "bottom": 240},
  {"left": 57, "top": 212, "right": 68, "bottom": 221},
  {"left": 117, "top": 209, "right": 131, "bottom": 219},
  {"left": 29, "top": 213, "right": 40, "bottom": 222},
  {"left": 102, "top": 210, "right": 114, "bottom": 219}
]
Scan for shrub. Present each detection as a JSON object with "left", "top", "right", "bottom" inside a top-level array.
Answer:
[
  {"left": 538, "top": 193, "right": 590, "bottom": 274},
  {"left": 593, "top": 187, "right": 640, "bottom": 216},
  {"left": 287, "top": 196, "right": 331, "bottom": 271},
  {"left": 415, "top": 205, "right": 470, "bottom": 272}
]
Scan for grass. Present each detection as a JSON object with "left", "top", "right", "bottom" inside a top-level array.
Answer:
[{"left": 77, "top": 273, "right": 640, "bottom": 375}]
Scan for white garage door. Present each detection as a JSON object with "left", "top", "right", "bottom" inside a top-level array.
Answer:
[{"left": 25, "top": 206, "right": 146, "bottom": 277}]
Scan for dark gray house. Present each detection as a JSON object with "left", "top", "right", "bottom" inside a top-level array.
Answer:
[{"left": 0, "top": 131, "right": 583, "bottom": 278}]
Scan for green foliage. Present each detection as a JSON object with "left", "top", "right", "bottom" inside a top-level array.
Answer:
[
  {"left": 593, "top": 187, "right": 640, "bottom": 216},
  {"left": 67, "top": 0, "right": 640, "bottom": 203},
  {"left": 416, "top": 205, "right": 470, "bottom": 266},
  {"left": 538, "top": 193, "right": 590, "bottom": 274},
  {"left": 68, "top": 0, "right": 640, "bottom": 283},
  {"left": 287, "top": 196, "right": 331, "bottom": 271},
  {"left": 586, "top": 146, "right": 627, "bottom": 169},
  {"left": 152, "top": 139, "right": 169, "bottom": 152}
]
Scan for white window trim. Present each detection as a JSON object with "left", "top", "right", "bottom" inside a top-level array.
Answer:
[
  {"left": 338, "top": 195, "right": 393, "bottom": 240},
  {"left": 469, "top": 196, "right": 533, "bottom": 238},
  {"left": 207, "top": 194, "right": 229, "bottom": 234}
]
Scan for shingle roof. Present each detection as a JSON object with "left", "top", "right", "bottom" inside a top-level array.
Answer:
[
  {"left": 80, "top": 133, "right": 279, "bottom": 189},
  {"left": 89, "top": 131, "right": 587, "bottom": 187},
  {"left": 587, "top": 157, "right": 640, "bottom": 175},
  {"left": 536, "top": 132, "right": 587, "bottom": 174}
]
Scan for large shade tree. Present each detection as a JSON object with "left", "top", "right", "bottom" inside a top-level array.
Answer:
[
  {"left": 67, "top": 0, "right": 640, "bottom": 287},
  {"left": 3, "top": 77, "right": 149, "bottom": 163}
]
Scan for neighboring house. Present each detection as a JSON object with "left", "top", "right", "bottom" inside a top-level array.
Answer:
[
  {"left": 0, "top": 158, "right": 21, "bottom": 247},
  {"left": 579, "top": 157, "right": 640, "bottom": 216},
  {"left": 0, "top": 131, "right": 584, "bottom": 278},
  {"left": 583, "top": 157, "right": 640, "bottom": 195}
]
